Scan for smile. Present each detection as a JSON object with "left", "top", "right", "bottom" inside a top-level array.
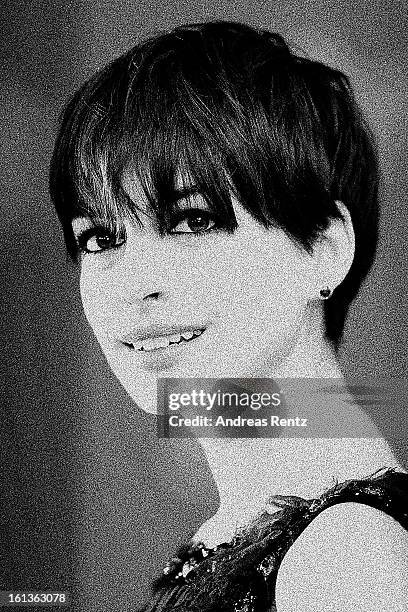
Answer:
[{"left": 126, "top": 328, "right": 206, "bottom": 352}]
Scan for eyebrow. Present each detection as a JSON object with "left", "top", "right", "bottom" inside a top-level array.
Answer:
[
  {"left": 70, "top": 215, "right": 121, "bottom": 231},
  {"left": 169, "top": 185, "right": 201, "bottom": 202},
  {"left": 69, "top": 186, "right": 205, "bottom": 231},
  {"left": 71, "top": 214, "right": 105, "bottom": 226},
  {"left": 71, "top": 216, "right": 92, "bottom": 230}
]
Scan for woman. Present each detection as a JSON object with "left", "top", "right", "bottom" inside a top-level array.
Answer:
[{"left": 50, "top": 21, "right": 408, "bottom": 611}]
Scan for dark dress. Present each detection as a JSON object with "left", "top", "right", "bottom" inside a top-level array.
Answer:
[{"left": 140, "top": 468, "right": 408, "bottom": 612}]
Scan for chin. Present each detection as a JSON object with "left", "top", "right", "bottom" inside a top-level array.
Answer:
[{"left": 126, "top": 384, "right": 159, "bottom": 414}]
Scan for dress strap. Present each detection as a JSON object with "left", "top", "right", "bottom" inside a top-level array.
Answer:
[{"left": 140, "top": 469, "right": 408, "bottom": 612}]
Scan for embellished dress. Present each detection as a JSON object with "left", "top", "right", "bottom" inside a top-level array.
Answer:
[{"left": 140, "top": 469, "right": 408, "bottom": 612}]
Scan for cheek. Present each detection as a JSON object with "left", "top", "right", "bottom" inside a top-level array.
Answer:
[
  {"left": 79, "top": 267, "right": 110, "bottom": 339},
  {"left": 206, "top": 239, "right": 313, "bottom": 346}
]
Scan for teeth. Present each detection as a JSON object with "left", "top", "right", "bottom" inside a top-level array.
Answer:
[
  {"left": 142, "top": 336, "right": 170, "bottom": 351},
  {"left": 168, "top": 333, "right": 182, "bottom": 343},
  {"left": 130, "top": 328, "right": 205, "bottom": 351}
]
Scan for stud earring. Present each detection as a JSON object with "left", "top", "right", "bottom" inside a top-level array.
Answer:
[{"left": 319, "top": 287, "right": 332, "bottom": 299}]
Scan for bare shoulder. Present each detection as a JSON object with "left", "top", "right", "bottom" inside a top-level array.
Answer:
[{"left": 275, "top": 502, "right": 408, "bottom": 612}]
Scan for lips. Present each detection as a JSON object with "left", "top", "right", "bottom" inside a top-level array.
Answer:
[{"left": 121, "top": 326, "right": 207, "bottom": 352}]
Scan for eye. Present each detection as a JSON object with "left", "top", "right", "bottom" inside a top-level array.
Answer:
[
  {"left": 169, "top": 210, "right": 218, "bottom": 234},
  {"left": 76, "top": 227, "right": 126, "bottom": 254}
]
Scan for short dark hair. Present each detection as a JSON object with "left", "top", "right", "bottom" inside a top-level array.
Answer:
[{"left": 49, "top": 20, "right": 379, "bottom": 346}]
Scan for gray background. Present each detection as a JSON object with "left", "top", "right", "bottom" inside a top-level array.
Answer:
[{"left": 1, "top": 0, "right": 407, "bottom": 610}]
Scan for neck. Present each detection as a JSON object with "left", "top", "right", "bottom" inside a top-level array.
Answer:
[
  {"left": 269, "top": 302, "right": 342, "bottom": 378},
  {"left": 194, "top": 306, "right": 398, "bottom": 546}
]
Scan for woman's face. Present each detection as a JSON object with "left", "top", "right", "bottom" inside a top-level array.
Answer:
[{"left": 73, "top": 173, "right": 318, "bottom": 413}]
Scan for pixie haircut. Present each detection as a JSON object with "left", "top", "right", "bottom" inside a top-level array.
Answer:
[{"left": 50, "top": 20, "right": 379, "bottom": 346}]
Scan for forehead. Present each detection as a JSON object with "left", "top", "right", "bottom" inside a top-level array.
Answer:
[
  {"left": 71, "top": 166, "right": 195, "bottom": 229},
  {"left": 121, "top": 166, "right": 195, "bottom": 197},
  {"left": 120, "top": 170, "right": 150, "bottom": 217},
  {"left": 120, "top": 166, "right": 222, "bottom": 221},
  {"left": 121, "top": 166, "right": 255, "bottom": 224},
  {"left": 70, "top": 156, "right": 259, "bottom": 238}
]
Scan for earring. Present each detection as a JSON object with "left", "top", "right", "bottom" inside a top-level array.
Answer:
[{"left": 319, "top": 286, "right": 332, "bottom": 299}]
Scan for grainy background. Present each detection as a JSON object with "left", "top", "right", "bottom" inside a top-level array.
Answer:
[{"left": 1, "top": 0, "right": 407, "bottom": 610}]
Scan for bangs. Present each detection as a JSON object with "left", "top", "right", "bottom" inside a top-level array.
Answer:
[
  {"left": 51, "top": 52, "right": 251, "bottom": 258},
  {"left": 50, "top": 25, "right": 341, "bottom": 261}
]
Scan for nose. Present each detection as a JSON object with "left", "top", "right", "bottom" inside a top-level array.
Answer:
[
  {"left": 143, "top": 291, "right": 162, "bottom": 301},
  {"left": 118, "top": 272, "right": 170, "bottom": 308},
  {"left": 134, "top": 289, "right": 168, "bottom": 314},
  {"left": 140, "top": 290, "right": 166, "bottom": 306},
  {"left": 110, "top": 233, "right": 172, "bottom": 308}
]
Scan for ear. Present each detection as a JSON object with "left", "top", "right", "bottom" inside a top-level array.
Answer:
[{"left": 311, "top": 201, "right": 355, "bottom": 298}]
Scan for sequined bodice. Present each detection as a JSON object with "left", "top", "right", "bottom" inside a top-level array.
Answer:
[{"left": 139, "top": 469, "right": 408, "bottom": 612}]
